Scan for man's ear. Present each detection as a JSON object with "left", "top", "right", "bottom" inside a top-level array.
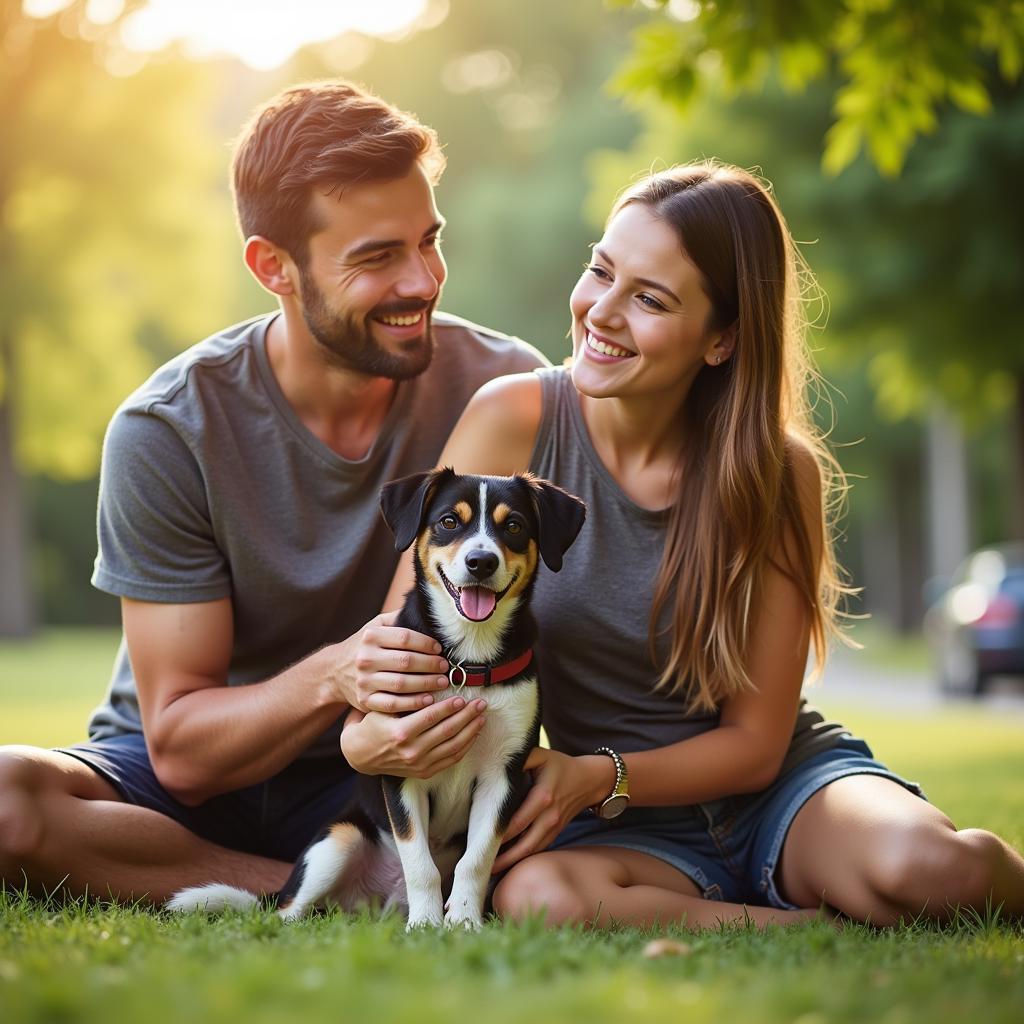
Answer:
[
  {"left": 243, "top": 236, "right": 296, "bottom": 297},
  {"left": 380, "top": 468, "right": 454, "bottom": 551},
  {"left": 529, "top": 477, "right": 587, "bottom": 572}
]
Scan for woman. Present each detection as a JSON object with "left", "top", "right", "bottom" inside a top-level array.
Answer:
[{"left": 367, "top": 162, "right": 1024, "bottom": 928}]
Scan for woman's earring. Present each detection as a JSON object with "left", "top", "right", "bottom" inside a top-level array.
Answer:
[{"left": 714, "top": 355, "right": 721, "bottom": 365}]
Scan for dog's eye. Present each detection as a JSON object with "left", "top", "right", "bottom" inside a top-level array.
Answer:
[
  {"left": 439, "top": 514, "right": 459, "bottom": 531},
  {"left": 505, "top": 519, "right": 522, "bottom": 535}
]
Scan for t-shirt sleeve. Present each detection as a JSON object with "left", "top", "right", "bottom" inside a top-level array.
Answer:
[
  {"left": 506, "top": 337, "right": 550, "bottom": 373},
  {"left": 91, "top": 408, "right": 231, "bottom": 603}
]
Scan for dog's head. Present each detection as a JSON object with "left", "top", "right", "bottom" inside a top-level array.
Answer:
[{"left": 380, "top": 469, "right": 585, "bottom": 640}]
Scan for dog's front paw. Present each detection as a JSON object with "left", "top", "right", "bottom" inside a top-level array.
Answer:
[
  {"left": 443, "top": 894, "right": 484, "bottom": 931},
  {"left": 405, "top": 898, "right": 444, "bottom": 931}
]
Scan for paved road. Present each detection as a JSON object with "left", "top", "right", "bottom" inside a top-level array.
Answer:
[{"left": 809, "top": 648, "right": 1024, "bottom": 719}]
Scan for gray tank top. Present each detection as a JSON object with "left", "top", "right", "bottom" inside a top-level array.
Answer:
[{"left": 528, "top": 367, "right": 847, "bottom": 775}]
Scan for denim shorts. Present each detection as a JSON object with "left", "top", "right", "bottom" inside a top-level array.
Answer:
[
  {"left": 58, "top": 733, "right": 359, "bottom": 863},
  {"left": 549, "top": 736, "right": 926, "bottom": 909}
]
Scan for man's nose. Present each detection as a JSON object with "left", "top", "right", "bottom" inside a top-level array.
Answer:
[
  {"left": 464, "top": 549, "right": 499, "bottom": 580},
  {"left": 395, "top": 252, "right": 442, "bottom": 301}
]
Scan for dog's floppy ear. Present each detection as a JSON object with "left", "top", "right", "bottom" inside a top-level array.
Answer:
[
  {"left": 529, "top": 477, "right": 587, "bottom": 572},
  {"left": 380, "top": 468, "right": 453, "bottom": 551}
]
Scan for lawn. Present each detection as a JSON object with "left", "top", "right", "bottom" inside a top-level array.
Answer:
[{"left": 1, "top": 629, "right": 1022, "bottom": 1024}]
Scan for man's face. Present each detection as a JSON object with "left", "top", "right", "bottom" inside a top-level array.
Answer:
[{"left": 295, "top": 164, "right": 447, "bottom": 380}]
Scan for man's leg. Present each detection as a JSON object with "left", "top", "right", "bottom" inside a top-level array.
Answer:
[{"left": 0, "top": 745, "right": 290, "bottom": 903}]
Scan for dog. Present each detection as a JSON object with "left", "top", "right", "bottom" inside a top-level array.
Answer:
[{"left": 167, "top": 468, "right": 586, "bottom": 929}]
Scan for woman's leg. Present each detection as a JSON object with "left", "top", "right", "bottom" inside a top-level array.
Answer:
[
  {"left": 493, "top": 845, "right": 822, "bottom": 929},
  {"left": 778, "top": 775, "right": 1024, "bottom": 925}
]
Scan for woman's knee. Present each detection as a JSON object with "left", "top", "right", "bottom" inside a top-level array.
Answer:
[
  {"left": 865, "top": 823, "right": 1002, "bottom": 915},
  {"left": 492, "top": 854, "right": 594, "bottom": 925}
]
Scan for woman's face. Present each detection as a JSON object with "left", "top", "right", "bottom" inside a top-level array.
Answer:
[{"left": 569, "top": 202, "right": 729, "bottom": 403}]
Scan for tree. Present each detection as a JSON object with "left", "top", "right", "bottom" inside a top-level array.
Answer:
[
  {"left": 609, "top": 0, "right": 1024, "bottom": 175},
  {"left": 1, "top": 3, "right": 242, "bottom": 634}
]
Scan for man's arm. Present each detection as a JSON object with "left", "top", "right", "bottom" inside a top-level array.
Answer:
[{"left": 125, "top": 597, "right": 451, "bottom": 805}]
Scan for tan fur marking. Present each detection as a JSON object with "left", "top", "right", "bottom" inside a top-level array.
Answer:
[
  {"left": 327, "top": 822, "right": 363, "bottom": 851},
  {"left": 454, "top": 501, "right": 472, "bottom": 524},
  {"left": 492, "top": 503, "right": 511, "bottom": 526},
  {"left": 416, "top": 532, "right": 437, "bottom": 587},
  {"left": 504, "top": 540, "right": 539, "bottom": 600}
]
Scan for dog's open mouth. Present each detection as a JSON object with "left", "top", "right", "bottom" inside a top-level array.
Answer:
[{"left": 437, "top": 565, "right": 516, "bottom": 622}]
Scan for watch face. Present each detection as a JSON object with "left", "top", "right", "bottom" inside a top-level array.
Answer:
[{"left": 599, "top": 794, "right": 629, "bottom": 820}]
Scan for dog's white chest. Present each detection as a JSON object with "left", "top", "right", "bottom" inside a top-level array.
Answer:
[{"left": 417, "top": 678, "right": 538, "bottom": 845}]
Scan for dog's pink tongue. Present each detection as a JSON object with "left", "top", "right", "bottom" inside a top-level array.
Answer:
[{"left": 459, "top": 586, "right": 496, "bottom": 621}]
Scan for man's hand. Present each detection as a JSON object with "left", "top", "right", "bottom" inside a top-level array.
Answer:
[
  {"left": 329, "top": 611, "right": 452, "bottom": 713},
  {"left": 341, "top": 696, "right": 487, "bottom": 778},
  {"left": 491, "top": 749, "right": 616, "bottom": 874}
]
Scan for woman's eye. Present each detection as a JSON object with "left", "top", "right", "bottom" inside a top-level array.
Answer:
[
  {"left": 638, "top": 294, "right": 664, "bottom": 310},
  {"left": 588, "top": 265, "right": 611, "bottom": 281},
  {"left": 439, "top": 515, "right": 458, "bottom": 530}
]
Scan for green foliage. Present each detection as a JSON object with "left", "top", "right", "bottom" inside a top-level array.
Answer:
[
  {"left": 609, "top": 0, "right": 1024, "bottom": 176},
  {"left": 2, "top": 10, "right": 244, "bottom": 480}
]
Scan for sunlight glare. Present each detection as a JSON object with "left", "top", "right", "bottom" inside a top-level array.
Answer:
[
  {"left": 24, "top": 0, "right": 433, "bottom": 70},
  {"left": 120, "top": 0, "right": 429, "bottom": 68}
]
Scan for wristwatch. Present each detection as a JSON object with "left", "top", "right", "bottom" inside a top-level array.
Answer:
[{"left": 591, "top": 747, "right": 629, "bottom": 820}]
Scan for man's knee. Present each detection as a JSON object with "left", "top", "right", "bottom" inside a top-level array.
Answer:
[
  {"left": 0, "top": 745, "right": 115, "bottom": 865},
  {"left": 492, "top": 854, "right": 593, "bottom": 926},
  {"left": 0, "top": 747, "right": 53, "bottom": 863}
]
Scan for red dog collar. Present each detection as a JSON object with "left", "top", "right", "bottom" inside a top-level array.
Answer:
[{"left": 447, "top": 649, "right": 533, "bottom": 688}]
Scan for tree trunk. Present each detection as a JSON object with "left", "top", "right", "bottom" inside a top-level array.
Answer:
[
  {"left": 1011, "top": 371, "right": 1024, "bottom": 542},
  {"left": 925, "top": 398, "right": 971, "bottom": 584},
  {"left": 0, "top": 329, "right": 34, "bottom": 637},
  {"left": 860, "top": 448, "right": 924, "bottom": 632}
]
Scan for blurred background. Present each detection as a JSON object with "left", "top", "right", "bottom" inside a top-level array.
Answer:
[{"left": 1, "top": 0, "right": 1023, "bottom": 706}]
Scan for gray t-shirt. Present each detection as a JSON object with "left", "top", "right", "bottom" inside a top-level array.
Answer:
[
  {"left": 89, "top": 311, "right": 546, "bottom": 756},
  {"left": 528, "top": 367, "right": 847, "bottom": 777}
]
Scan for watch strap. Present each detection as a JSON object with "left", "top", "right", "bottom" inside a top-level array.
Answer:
[{"left": 591, "top": 746, "right": 629, "bottom": 815}]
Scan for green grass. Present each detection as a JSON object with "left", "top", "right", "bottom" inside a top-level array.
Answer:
[
  {"left": 0, "top": 628, "right": 121, "bottom": 747},
  {"left": 1, "top": 629, "right": 1022, "bottom": 1024}
]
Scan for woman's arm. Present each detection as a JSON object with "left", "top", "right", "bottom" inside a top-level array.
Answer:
[{"left": 493, "top": 441, "right": 826, "bottom": 871}]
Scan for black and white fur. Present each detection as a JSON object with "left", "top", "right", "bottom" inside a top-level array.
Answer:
[{"left": 167, "top": 469, "right": 585, "bottom": 929}]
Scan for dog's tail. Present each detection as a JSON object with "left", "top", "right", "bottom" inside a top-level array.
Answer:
[{"left": 165, "top": 883, "right": 262, "bottom": 913}]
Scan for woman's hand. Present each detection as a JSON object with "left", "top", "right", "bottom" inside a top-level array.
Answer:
[
  {"left": 326, "top": 611, "right": 452, "bottom": 713},
  {"left": 340, "top": 697, "right": 488, "bottom": 778},
  {"left": 491, "top": 749, "right": 616, "bottom": 874}
]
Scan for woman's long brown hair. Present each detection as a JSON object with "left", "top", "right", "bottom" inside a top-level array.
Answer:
[{"left": 614, "top": 163, "right": 850, "bottom": 712}]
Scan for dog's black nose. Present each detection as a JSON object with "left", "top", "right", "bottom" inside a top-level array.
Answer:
[{"left": 464, "top": 549, "right": 499, "bottom": 580}]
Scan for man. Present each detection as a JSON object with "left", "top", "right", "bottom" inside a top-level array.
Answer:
[{"left": 0, "top": 81, "right": 545, "bottom": 902}]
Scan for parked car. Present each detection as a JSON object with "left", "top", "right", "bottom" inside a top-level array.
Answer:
[{"left": 924, "top": 544, "right": 1024, "bottom": 695}]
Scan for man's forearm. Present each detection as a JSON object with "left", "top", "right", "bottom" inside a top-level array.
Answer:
[{"left": 147, "top": 646, "right": 348, "bottom": 805}]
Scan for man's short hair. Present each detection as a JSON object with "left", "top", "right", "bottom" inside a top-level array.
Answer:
[{"left": 232, "top": 80, "right": 446, "bottom": 268}]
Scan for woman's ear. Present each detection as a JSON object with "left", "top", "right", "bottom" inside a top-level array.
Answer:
[
  {"left": 705, "top": 321, "right": 737, "bottom": 366},
  {"left": 243, "top": 236, "right": 297, "bottom": 297}
]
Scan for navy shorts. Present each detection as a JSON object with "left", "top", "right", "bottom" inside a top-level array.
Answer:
[
  {"left": 58, "top": 733, "right": 359, "bottom": 863},
  {"left": 550, "top": 736, "right": 926, "bottom": 909}
]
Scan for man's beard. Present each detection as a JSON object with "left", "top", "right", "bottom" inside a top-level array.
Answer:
[{"left": 297, "top": 265, "right": 435, "bottom": 380}]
